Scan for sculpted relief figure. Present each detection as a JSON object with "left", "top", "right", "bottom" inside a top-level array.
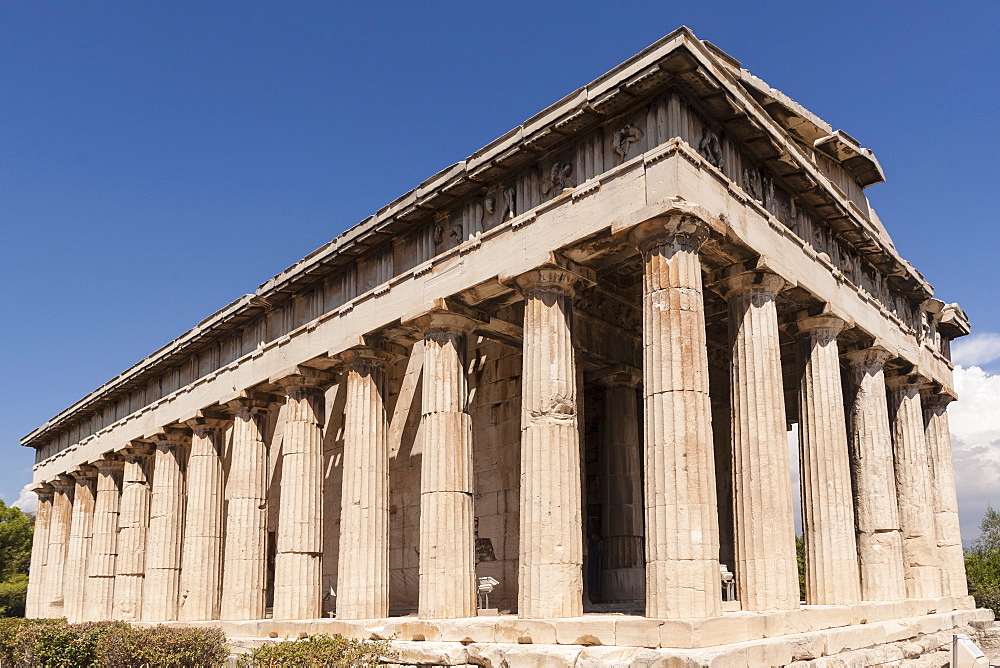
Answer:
[
  {"left": 612, "top": 123, "right": 644, "bottom": 160},
  {"left": 698, "top": 129, "right": 724, "bottom": 170},
  {"left": 543, "top": 161, "right": 573, "bottom": 195},
  {"left": 502, "top": 186, "right": 515, "bottom": 220}
]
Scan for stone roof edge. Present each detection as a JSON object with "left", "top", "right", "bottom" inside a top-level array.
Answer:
[{"left": 18, "top": 26, "right": 923, "bottom": 449}]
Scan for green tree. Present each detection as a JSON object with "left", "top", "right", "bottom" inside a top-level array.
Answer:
[
  {"left": 966, "top": 505, "right": 1000, "bottom": 616},
  {"left": 973, "top": 505, "right": 1000, "bottom": 556},
  {"left": 0, "top": 500, "right": 33, "bottom": 617}
]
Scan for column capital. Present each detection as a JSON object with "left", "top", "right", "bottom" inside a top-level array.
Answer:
[
  {"left": 339, "top": 346, "right": 399, "bottom": 372},
  {"left": 885, "top": 372, "right": 929, "bottom": 392},
  {"left": 500, "top": 252, "right": 596, "bottom": 298},
  {"left": 50, "top": 475, "right": 75, "bottom": 491},
  {"left": 184, "top": 411, "right": 230, "bottom": 435},
  {"left": 789, "top": 314, "right": 846, "bottom": 338},
  {"left": 93, "top": 454, "right": 126, "bottom": 474},
  {"left": 151, "top": 428, "right": 191, "bottom": 449},
  {"left": 587, "top": 363, "right": 641, "bottom": 389},
  {"left": 611, "top": 196, "right": 725, "bottom": 242},
  {"left": 121, "top": 442, "right": 154, "bottom": 459},
  {"left": 70, "top": 464, "right": 98, "bottom": 480},
  {"left": 271, "top": 366, "right": 335, "bottom": 391},
  {"left": 226, "top": 392, "right": 276, "bottom": 416},
  {"left": 716, "top": 269, "right": 787, "bottom": 301},
  {"left": 921, "top": 391, "right": 956, "bottom": 409},
  {"left": 32, "top": 482, "right": 54, "bottom": 499},
  {"left": 403, "top": 307, "right": 479, "bottom": 335},
  {"left": 625, "top": 212, "right": 712, "bottom": 254},
  {"left": 844, "top": 345, "right": 893, "bottom": 369}
]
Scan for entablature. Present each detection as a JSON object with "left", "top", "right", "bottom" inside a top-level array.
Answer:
[{"left": 22, "top": 27, "right": 961, "bottom": 460}]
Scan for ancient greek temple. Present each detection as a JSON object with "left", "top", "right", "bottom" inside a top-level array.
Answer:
[{"left": 22, "top": 28, "right": 990, "bottom": 665}]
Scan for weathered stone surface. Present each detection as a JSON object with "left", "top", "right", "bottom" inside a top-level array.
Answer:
[
  {"left": 628, "top": 212, "right": 721, "bottom": 619},
  {"left": 221, "top": 398, "right": 271, "bottom": 621},
  {"left": 63, "top": 467, "right": 96, "bottom": 623},
  {"left": 113, "top": 445, "right": 152, "bottom": 621},
  {"left": 845, "top": 346, "right": 907, "bottom": 602},
  {"left": 337, "top": 349, "right": 391, "bottom": 620},
  {"left": 274, "top": 370, "right": 329, "bottom": 621},
  {"left": 24, "top": 484, "right": 53, "bottom": 619},
  {"left": 84, "top": 457, "right": 123, "bottom": 621},
  {"left": 888, "top": 376, "right": 941, "bottom": 599},
  {"left": 794, "top": 315, "right": 861, "bottom": 606},
  {"left": 143, "top": 431, "right": 188, "bottom": 621},
  {"left": 179, "top": 419, "right": 227, "bottom": 621},
  {"left": 42, "top": 476, "right": 74, "bottom": 618},
  {"left": 720, "top": 270, "right": 799, "bottom": 612},
  {"left": 513, "top": 267, "right": 585, "bottom": 620}
]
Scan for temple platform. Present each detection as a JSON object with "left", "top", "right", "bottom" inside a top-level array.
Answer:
[{"left": 139, "top": 597, "right": 995, "bottom": 666}]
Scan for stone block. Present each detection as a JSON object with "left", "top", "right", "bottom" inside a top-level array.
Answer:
[
  {"left": 823, "top": 623, "right": 886, "bottom": 654},
  {"left": 849, "top": 603, "right": 877, "bottom": 625},
  {"left": 576, "top": 645, "right": 644, "bottom": 666},
  {"left": 494, "top": 619, "right": 557, "bottom": 644},
  {"left": 615, "top": 618, "right": 664, "bottom": 648},
  {"left": 439, "top": 618, "right": 498, "bottom": 644},
  {"left": 305, "top": 619, "right": 353, "bottom": 637},
  {"left": 467, "top": 643, "right": 584, "bottom": 668},
  {"left": 657, "top": 619, "right": 696, "bottom": 649},
  {"left": 553, "top": 617, "right": 616, "bottom": 646},
  {"left": 903, "top": 598, "right": 933, "bottom": 618},
  {"left": 390, "top": 640, "right": 470, "bottom": 665},
  {"left": 866, "top": 601, "right": 905, "bottom": 623},
  {"left": 382, "top": 619, "right": 443, "bottom": 641},
  {"left": 954, "top": 595, "right": 977, "bottom": 610},
  {"left": 256, "top": 620, "right": 306, "bottom": 639},
  {"left": 689, "top": 615, "right": 752, "bottom": 647},
  {"left": 883, "top": 619, "right": 918, "bottom": 643},
  {"left": 801, "top": 604, "right": 852, "bottom": 630},
  {"left": 220, "top": 620, "right": 262, "bottom": 637}
]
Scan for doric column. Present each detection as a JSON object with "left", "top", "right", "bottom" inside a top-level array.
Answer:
[
  {"left": 25, "top": 484, "right": 53, "bottom": 618},
  {"left": 337, "top": 350, "right": 392, "bottom": 620},
  {"left": 85, "top": 456, "right": 124, "bottom": 620},
  {"left": 43, "top": 475, "right": 74, "bottom": 618},
  {"left": 113, "top": 445, "right": 152, "bottom": 621},
  {"left": 628, "top": 214, "right": 722, "bottom": 619},
  {"left": 221, "top": 395, "right": 272, "bottom": 621},
  {"left": 844, "top": 346, "right": 905, "bottom": 601},
  {"left": 179, "top": 415, "right": 228, "bottom": 621},
  {"left": 274, "top": 369, "right": 329, "bottom": 620},
  {"left": 793, "top": 315, "right": 860, "bottom": 605},
  {"left": 591, "top": 365, "right": 644, "bottom": 605},
  {"left": 923, "top": 393, "right": 968, "bottom": 597},
  {"left": 719, "top": 270, "right": 799, "bottom": 611},
  {"left": 887, "top": 374, "right": 940, "bottom": 599},
  {"left": 142, "top": 430, "right": 189, "bottom": 621},
  {"left": 410, "top": 312, "right": 477, "bottom": 619},
  {"left": 64, "top": 466, "right": 97, "bottom": 623},
  {"left": 514, "top": 266, "right": 585, "bottom": 619}
]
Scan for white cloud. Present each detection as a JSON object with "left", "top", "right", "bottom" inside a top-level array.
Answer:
[
  {"left": 952, "top": 332, "right": 1000, "bottom": 368},
  {"left": 950, "top": 364, "right": 1000, "bottom": 543},
  {"left": 12, "top": 483, "right": 37, "bottom": 514}
]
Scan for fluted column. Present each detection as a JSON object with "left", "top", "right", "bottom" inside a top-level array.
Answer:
[
  {"left": 113, "top": 445, "right": 152, "bottom": 621},
  {"left": 793, "top": 315, "right": 861, "bottom": 605},
  {"left": 43, "top": 476, "right": 74, "bottom": 618},
  {"left": 410, "top": 313, "right": 477, "bottom": 619},
  {"left": 85, "top": 457, "right": 124, "bottom": 620},
  {"left": 720, "top": 270, "right": 798, "bottom": 611},
  {"left": 888, "top": 375, "right": 940, "bottom": 599},
  {"left": 845, "top": 347, "right": 905, "bottom": 601},
  {"left": 337, "top": 350, "right": 392, "bottom": 620},
  {"left": 274, "top": 369, "right": 329, "bottom": 620},
  {"left": 515, "top": 267, "right": 585, "bottom": 619},
  {"left": 142, "top": 430, "right": 188, "bottom": 621},
  {"left": 629, "top": 215, "right": 722, "bottom": 618},
  {"left": 25, "top": 484, "right": 53, "bottom": 618},
  {"left": 64, "top": 466, "right": 97, "bottom": 622},
  {"left": 179, "top": 415, "right": 227, "bottom": 621},
  {"left": 592, "top": 366, "right": 644, "bottom": 605},
  {"left": 923, "top": 393, "right": 968, "bottom": 597},
  {"left": 221, "top": 395, "right": 272, "bottom": 621}
]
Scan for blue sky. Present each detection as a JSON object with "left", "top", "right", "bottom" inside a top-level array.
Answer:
[{"left": 2, "top": 3, "right": 998, "bottom": 537}]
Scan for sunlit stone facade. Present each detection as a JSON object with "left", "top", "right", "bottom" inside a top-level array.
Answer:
[{"left": 22, "top": 27, "right": 986, "bottom": 665}]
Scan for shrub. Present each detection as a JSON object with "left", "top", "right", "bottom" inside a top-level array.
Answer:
[
  {"left": 0, "top": 619, "right": 228, "bottom": 667},
  {"left": 240, "top": 634, "right": 395, "bottom": 667}
]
